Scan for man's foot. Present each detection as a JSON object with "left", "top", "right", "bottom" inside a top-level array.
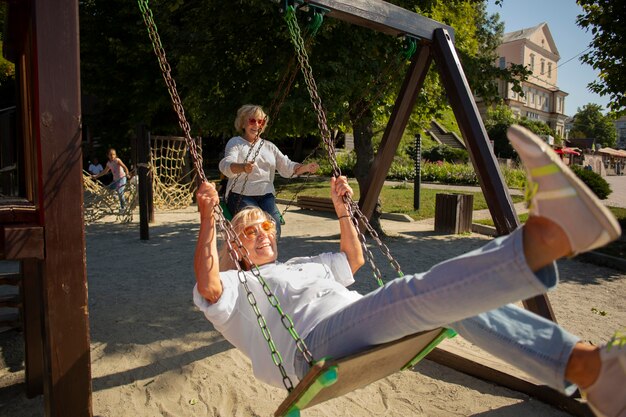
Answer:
[
  {"left": 507, "top": 125, "right": 621, "bottom": 255},
  {"left": 583, "top": 331, "right": 626, "bottom": 417}
]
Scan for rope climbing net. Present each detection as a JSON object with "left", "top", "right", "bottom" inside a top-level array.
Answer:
[
  {"left": 150, "top": 135, "right": 197, "bottom": 210},
  {"left": 83, "top": 136, "right": 197, "bottom": 223},
  {"left": 83, "top": 172, "right": 138, "bottom": 224}
]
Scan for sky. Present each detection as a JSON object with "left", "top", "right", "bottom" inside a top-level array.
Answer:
[{"left": 486, "top": 0, "right": 609, "bottom": 116}]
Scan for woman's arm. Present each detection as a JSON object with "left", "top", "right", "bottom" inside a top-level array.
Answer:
[
  {"left": 293, "top": 162, "right": 320, "bottom": 176},
  {"left": 331, "top": 176, "right": 365, "bottom": 274},
  {"left": 194, "top": 181, "right": 223, "bottom": 303},
  {"left": 219, "top": 138, "right": 254, "bottom": 177}
]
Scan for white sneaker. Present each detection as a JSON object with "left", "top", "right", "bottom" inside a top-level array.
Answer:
[
  {"left": 583, "top": 331, "right": 626, "bottom": 417},
  {"left": 507, "top": 125, "right": 621, "bottom": 255}
]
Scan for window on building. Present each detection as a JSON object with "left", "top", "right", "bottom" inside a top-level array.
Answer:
[
  {"left": 499, "top": 56, "right": 506, "bottom": 69},
  {"left": 541, "top": 59, "right": 545, "bottom": 75},
  {"left": 530, "top": 54, "right": 535, "bottom": 72},
  {"left": 548, "top": 63, "right": 552, "bottom": 78}
]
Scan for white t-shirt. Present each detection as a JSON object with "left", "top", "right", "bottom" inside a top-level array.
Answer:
[
  {"left": 88, "top": 163, "right": 103, "bottom": 175},
  {"left": 193, "top": 252, "right": 361, "bottom": 388},
  {"left": 218, "top": 136, "right": 298, "bottom": 197}
]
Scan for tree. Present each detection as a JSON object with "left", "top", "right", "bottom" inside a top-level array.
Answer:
[
  {"left": 79, "top": 0, "right": 177, "bottom": 157},
  {"left": 484, "top": 105, "right": 556, "bottom": 158},
  {"left": 570, "top": 103, "right": 616, "bottom": 147},
  {"left": 0, "top": 4, "right": 16, "bottom": 108},
  {"left": 79, "top": 0, "right": 521, "bottom": 234},
  {"left": 576, "top": 0, "right": 626, "bottom": 115}
]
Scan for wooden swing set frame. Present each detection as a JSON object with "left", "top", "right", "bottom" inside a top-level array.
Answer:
[{"left": 1, "top": 0, "right": 591, "bottom": 416}]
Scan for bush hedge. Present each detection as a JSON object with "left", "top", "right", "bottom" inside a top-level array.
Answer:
[
  {"left": 421, "top": 144, "right": 469, "bottom": 164},
  {"left": 570, "top": 165, "right": 612, "bottom": 200}
]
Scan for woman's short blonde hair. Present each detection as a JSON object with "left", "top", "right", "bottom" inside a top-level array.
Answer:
[
  {"left": 234, "top": 104, "right": 268, "bottom": 133},
  {"left": 218, "top": 206, "right": 274, "bottom": 271}
]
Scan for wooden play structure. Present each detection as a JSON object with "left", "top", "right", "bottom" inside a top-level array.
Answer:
[
  {"left": 0, "top": 0, "right": 591, "bottom": 416},
  {"left": 1, "top": 0, "right": 91, "bottom": 416}
]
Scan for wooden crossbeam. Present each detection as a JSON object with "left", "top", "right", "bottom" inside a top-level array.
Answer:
[
  {"left": 0, "top": 225, "right": 44, "bottom": 260},
  {"left": 304, "top": 0, "right": 454, "bottom": 41}
]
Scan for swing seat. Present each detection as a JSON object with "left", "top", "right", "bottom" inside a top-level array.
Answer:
[
  {"left": 220, "top": 198, "right": 232, "bottom": 221},
  {"left": 275, "top": 327, "right": 456, "bottom": 417}
]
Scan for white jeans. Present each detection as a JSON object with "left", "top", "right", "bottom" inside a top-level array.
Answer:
[{"left": 295, "top": 227, "right": 579, "bottom": 394}]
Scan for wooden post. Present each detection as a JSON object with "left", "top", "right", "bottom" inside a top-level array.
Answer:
[
  {"left": 21, "top": 259, "right": 44, "bottom": 397},
  {"left": 431, "top": 28, "right": 555, "bottom": 321},
  {"left": 148, "top": 134, "right": 155, "bottom": 224},
  {"left": 413, "top": 134, "right": 421, "bottom": 210},
  {"left": 359, "top": 45, "right": 432, "bottom": 218},
  {"left": 137, "top": 125, "right": 151, "bottom": 240},
  {"left": 32, "top": 0, "right": 93, "bottom": 415}
]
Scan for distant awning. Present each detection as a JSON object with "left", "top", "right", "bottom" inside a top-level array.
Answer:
[
  {"left": 555, "top": 147, "right": 581, "bottom": 156},
  {"left": 598, "top": 148, "right": 626, "bottom": 158}
]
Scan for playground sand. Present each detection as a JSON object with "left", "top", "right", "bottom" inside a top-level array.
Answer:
[{"left": 1, "top": 205, "right": 625, "bottom": 417}]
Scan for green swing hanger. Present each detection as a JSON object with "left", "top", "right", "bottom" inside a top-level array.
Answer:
[{"left": 281, "top": 0, "right": 330, "bottom": 36}]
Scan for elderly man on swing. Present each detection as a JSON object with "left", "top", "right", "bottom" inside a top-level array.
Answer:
[{"left": 193, "top": 126, "right": 625, "bottom": 417}]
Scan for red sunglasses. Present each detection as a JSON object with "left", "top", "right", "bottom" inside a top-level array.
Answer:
[
  {"left": 248, "top": 118, "right": 266, "bottom": 126},
  {"left": 241, "top": 220, "right": 276, "bottom": 240}
]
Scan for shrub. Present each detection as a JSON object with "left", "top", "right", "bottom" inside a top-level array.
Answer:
[
  {"left": 388, "top": 154, "right": 416, "bottom": 180},
  {"left": 422, "top": 144, "right": 469, "bottom": 164},
  {"left": 501, "top": 165, "right": 527, "bottom": 190},
  {"left": 313, "top": 150, "right": 355, "bottom": 177},
  {"left": 421, "top": 161, "right": 479, "bottom": 185},
  {"left": 570, "top": 165, "right": 612, "bottom": 200}
]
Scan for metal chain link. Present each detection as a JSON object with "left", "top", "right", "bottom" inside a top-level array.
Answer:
[
  {"left": 284, "top": 6, "right": 404, "bottom": 282},
  {"left": 137, "top": 0, "right": 205, "bottom": 183},
  {"left": 225, "top": 134, "right": 265, "bottom": 212},
  {"left": 137, "top": 0, "right": 314, "bottom": 392}
]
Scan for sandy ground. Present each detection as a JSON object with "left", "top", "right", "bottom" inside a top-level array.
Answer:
[{"left": 0, "top": 203, "right": 625, "bottom": 417}]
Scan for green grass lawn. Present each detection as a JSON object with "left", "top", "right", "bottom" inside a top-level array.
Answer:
[{"left": 275, "top": 177, "right": 524, "bottom": 221}]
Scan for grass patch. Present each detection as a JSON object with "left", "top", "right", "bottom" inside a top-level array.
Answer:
[{"left": 276, "top": 178, "right": 524, "bottom": 221}]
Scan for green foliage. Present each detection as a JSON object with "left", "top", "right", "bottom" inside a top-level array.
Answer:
[
  {"left": 500, "top": 164, "right": 527, "bottom": 189},
  {"left": 571, "top": 165, "right": 612, "bottom": 200},
  {"left": 483, "top": 105, "right": 517, "bottom": 158},
  {"left": 484, "top": 104, "right": 557, "bottom": 158},
  {"left": 421, "top": 161, "right": 479, "bottom": 185},
  {"left": 576, "top": 0, "right": 626, "bottom": 115},
  {"left": 570, "top": 103, "right": 617, "bottom": 147},
  {"left": 313, "top": 151, "right": 356, "bottom": 177},
  {"left": 422, "top": 144, "right": 469, "bottom": 164},
  {"left": 0, "top": 40, "right": 16, "bottom": 107},
  {"left": 78, "top": 0, "right": 525, "bottom": 177}
]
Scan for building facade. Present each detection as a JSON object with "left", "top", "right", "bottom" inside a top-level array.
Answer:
[{"left": 477, "top": 23, "right": 569, "bottom": 137}]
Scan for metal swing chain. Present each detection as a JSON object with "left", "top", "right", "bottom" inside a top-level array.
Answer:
[
  {"left": 137, "top": 0, "right": 314, "bottom": 392},
  {"left": 225, "top": 134, "right": 265, "bottom": 212},
  {"left": 137, "top": 0, "right": 204, "bottom": 183},
  {"left": 284, "top": 6, "right": 404, "bottom": 283}
]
